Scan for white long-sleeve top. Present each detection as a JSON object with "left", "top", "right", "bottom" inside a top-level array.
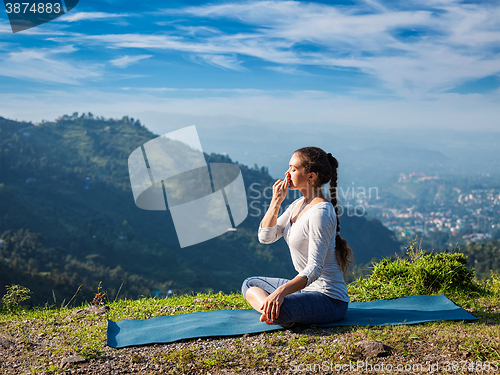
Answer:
[{"left": 258, "top": 197, "right": 350, "bottom": 302}]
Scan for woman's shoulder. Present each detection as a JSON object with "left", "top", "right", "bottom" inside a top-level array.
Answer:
[
  {"left": 311, "top": 199, "right": 334, "bottom": 211},
  {"left": 308, "top": 201, "right": 336, "bottom": 221}
]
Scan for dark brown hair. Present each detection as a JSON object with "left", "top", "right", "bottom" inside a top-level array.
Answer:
[{"left": 294, "top": 147, "right": 354, "bottom": 275}]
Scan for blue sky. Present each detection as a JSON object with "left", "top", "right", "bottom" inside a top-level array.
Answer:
[{"left": 0, "top": 0, "right": 499, "bottom": 132}]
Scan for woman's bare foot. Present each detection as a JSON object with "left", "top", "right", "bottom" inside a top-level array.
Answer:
[
  {"left": 260, "top": 313, "right": 296, "bottom": 328},
  {"left": 260, "top": 313, "right": 274, "bottom": 324}
]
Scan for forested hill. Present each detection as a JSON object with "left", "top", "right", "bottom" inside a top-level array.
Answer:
[{"left": 0, "top": 114, "right": 401, "bottom": 306}]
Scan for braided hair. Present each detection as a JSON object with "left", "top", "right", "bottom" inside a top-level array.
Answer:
[{"left": 294, "top": 147, "right": 354, "bottom": 275}]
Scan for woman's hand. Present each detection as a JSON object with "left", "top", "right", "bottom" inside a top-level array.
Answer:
[
  {"left": 272, "top": 175, "right": 289, "bottom": 204},
  {"left": 259, "top": 172, "right": 289, "bottom": 229},
  {"left": 260, "top": 287, "right": 285, "bottom": 324}
]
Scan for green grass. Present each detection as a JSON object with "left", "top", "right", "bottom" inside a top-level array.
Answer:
[
  {"left": 1, "top": 291, "right": 499, "bottom": 374},
  {"left": 1, "top": 247, "right": 499, "bottom": 374}
]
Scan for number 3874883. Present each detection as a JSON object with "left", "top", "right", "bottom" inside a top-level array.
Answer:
[{"left": 5, "top": 2, "right": 62, "bottom": 14}]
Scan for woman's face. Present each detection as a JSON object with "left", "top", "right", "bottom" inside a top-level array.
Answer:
[{"left": 286, "top": 153, "right": 310, "bottom": 190}]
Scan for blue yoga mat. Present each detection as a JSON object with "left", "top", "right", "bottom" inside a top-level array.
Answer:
[
  {"left": 107, "top": 294, "right": 477, "bottom": 348},
  {"left": 317, "top": 294, "right": 477, "bottom": 327}
]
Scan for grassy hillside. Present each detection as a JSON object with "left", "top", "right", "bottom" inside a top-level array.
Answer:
[
  {"left": 0, "top": 249, "right": 498, "bottom": 374},
  {"left": 0, "top": 114, "right": 402, "bottom": 306}
]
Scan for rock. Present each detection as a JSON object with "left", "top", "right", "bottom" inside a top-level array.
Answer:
[
  {"left": 60, "top": 355, "right": 87, "bottom": 367},
  {"left": 355, "top": 340, "right": 392, "bottom": 358},
  {"left": 69, "top": 305, "right": 110, "bottom": 317},
  {"left": 0, "top": 336, "right": 15, "bottom": 349}
]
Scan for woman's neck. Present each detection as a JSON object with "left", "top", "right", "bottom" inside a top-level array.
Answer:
[{"left": 301, "top": 187, "right": 326, "bottom": 205}]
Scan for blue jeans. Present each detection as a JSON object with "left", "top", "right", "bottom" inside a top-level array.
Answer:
[{"left": 241, "top": 276, "right": 348, "bottom": 328}]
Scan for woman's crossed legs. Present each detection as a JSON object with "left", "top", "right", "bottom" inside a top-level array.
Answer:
[{"left": 241, "top": 276, "right": 348, "bottom": 328}]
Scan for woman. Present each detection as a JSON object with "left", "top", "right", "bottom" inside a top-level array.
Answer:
[{"left": 241, "top": 147, "right": 353, "bottom": 328}]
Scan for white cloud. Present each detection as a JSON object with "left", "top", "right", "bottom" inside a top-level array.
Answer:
[
  {"left": 121, "top": 87, "right": 269, "bottom": 94},
  {"left": 8, "top": 45, "right": 77, "bottom": 62},
  {"left": 0, "top": 46, "right": 101, "bottom": 84},
  {"left": 110, "top": 54, "right": 153, "bottom": 68},
  {"left": 362, "top": 0, "right": 388, "bottom": 13},
  {"left": 173, "top": 25, "right": 221, "bottom": 36},
  {"left": 152, "top": 0, "right": 500, "bottom": 97},
  {"left": 0, "top": 22, "right": 12, "bottom": 34},
  {"left": 61, "top": 12, "right": 126, "bottom": 22},
  {"left": 440, "top": 4, "right": 500, "bottom": 46},
  {"left": 53, "top": 0, "right": 498, "bottom": 97},
  {"left": 195, "top": 54, "right": 246, "bottom": 70},
  {"left": 2, "top": 0, "right": 499, "bottom": 128},
  {"left": 0, "top": 60, "right": 101, "bottom": 85},
  {"left": 136, "top": 87, "right": 179, "bottom": 92},
  {"left": 265, "top": 66, "right": 311, "bottom": 75}
]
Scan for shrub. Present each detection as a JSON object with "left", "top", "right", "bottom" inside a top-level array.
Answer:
[
  {"left": 91, "top": 281, "right": 106, "bottom": 306},
  {"left": 485, "top": 271, "right": 500, "bottom": 295},
  {"left": 1, "top": 284, "right": 32, "bottom": 312},
  {"left": 348, "top": 237, "right": 484, "bottom": 301}
]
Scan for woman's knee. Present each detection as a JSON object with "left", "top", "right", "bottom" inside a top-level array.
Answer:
[
  {"left": 241, "top": 276, "right": 288, "bottom": 297},
  {"left": 241, "top": 277, "right": 255, "bottom": 297}
]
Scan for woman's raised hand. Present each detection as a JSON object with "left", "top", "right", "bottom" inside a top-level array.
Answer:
[{"left": 272, "top": 173, "right": 289, "bottom": 204}]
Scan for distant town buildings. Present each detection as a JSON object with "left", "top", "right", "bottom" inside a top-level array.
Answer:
[
  {"left": 398, "top": 172, "right": 438, "bottom": 183},
  {"left": 350, "top": 173, "right": 499, "bottom": 246}
]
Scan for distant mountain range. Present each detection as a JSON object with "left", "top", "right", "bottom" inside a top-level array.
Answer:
[
  {"left": 0, "top": 114, "right": 402, "bottom": 306},
  {"left": 189, "top": 120, "right": 500, "bottom": 188}
]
